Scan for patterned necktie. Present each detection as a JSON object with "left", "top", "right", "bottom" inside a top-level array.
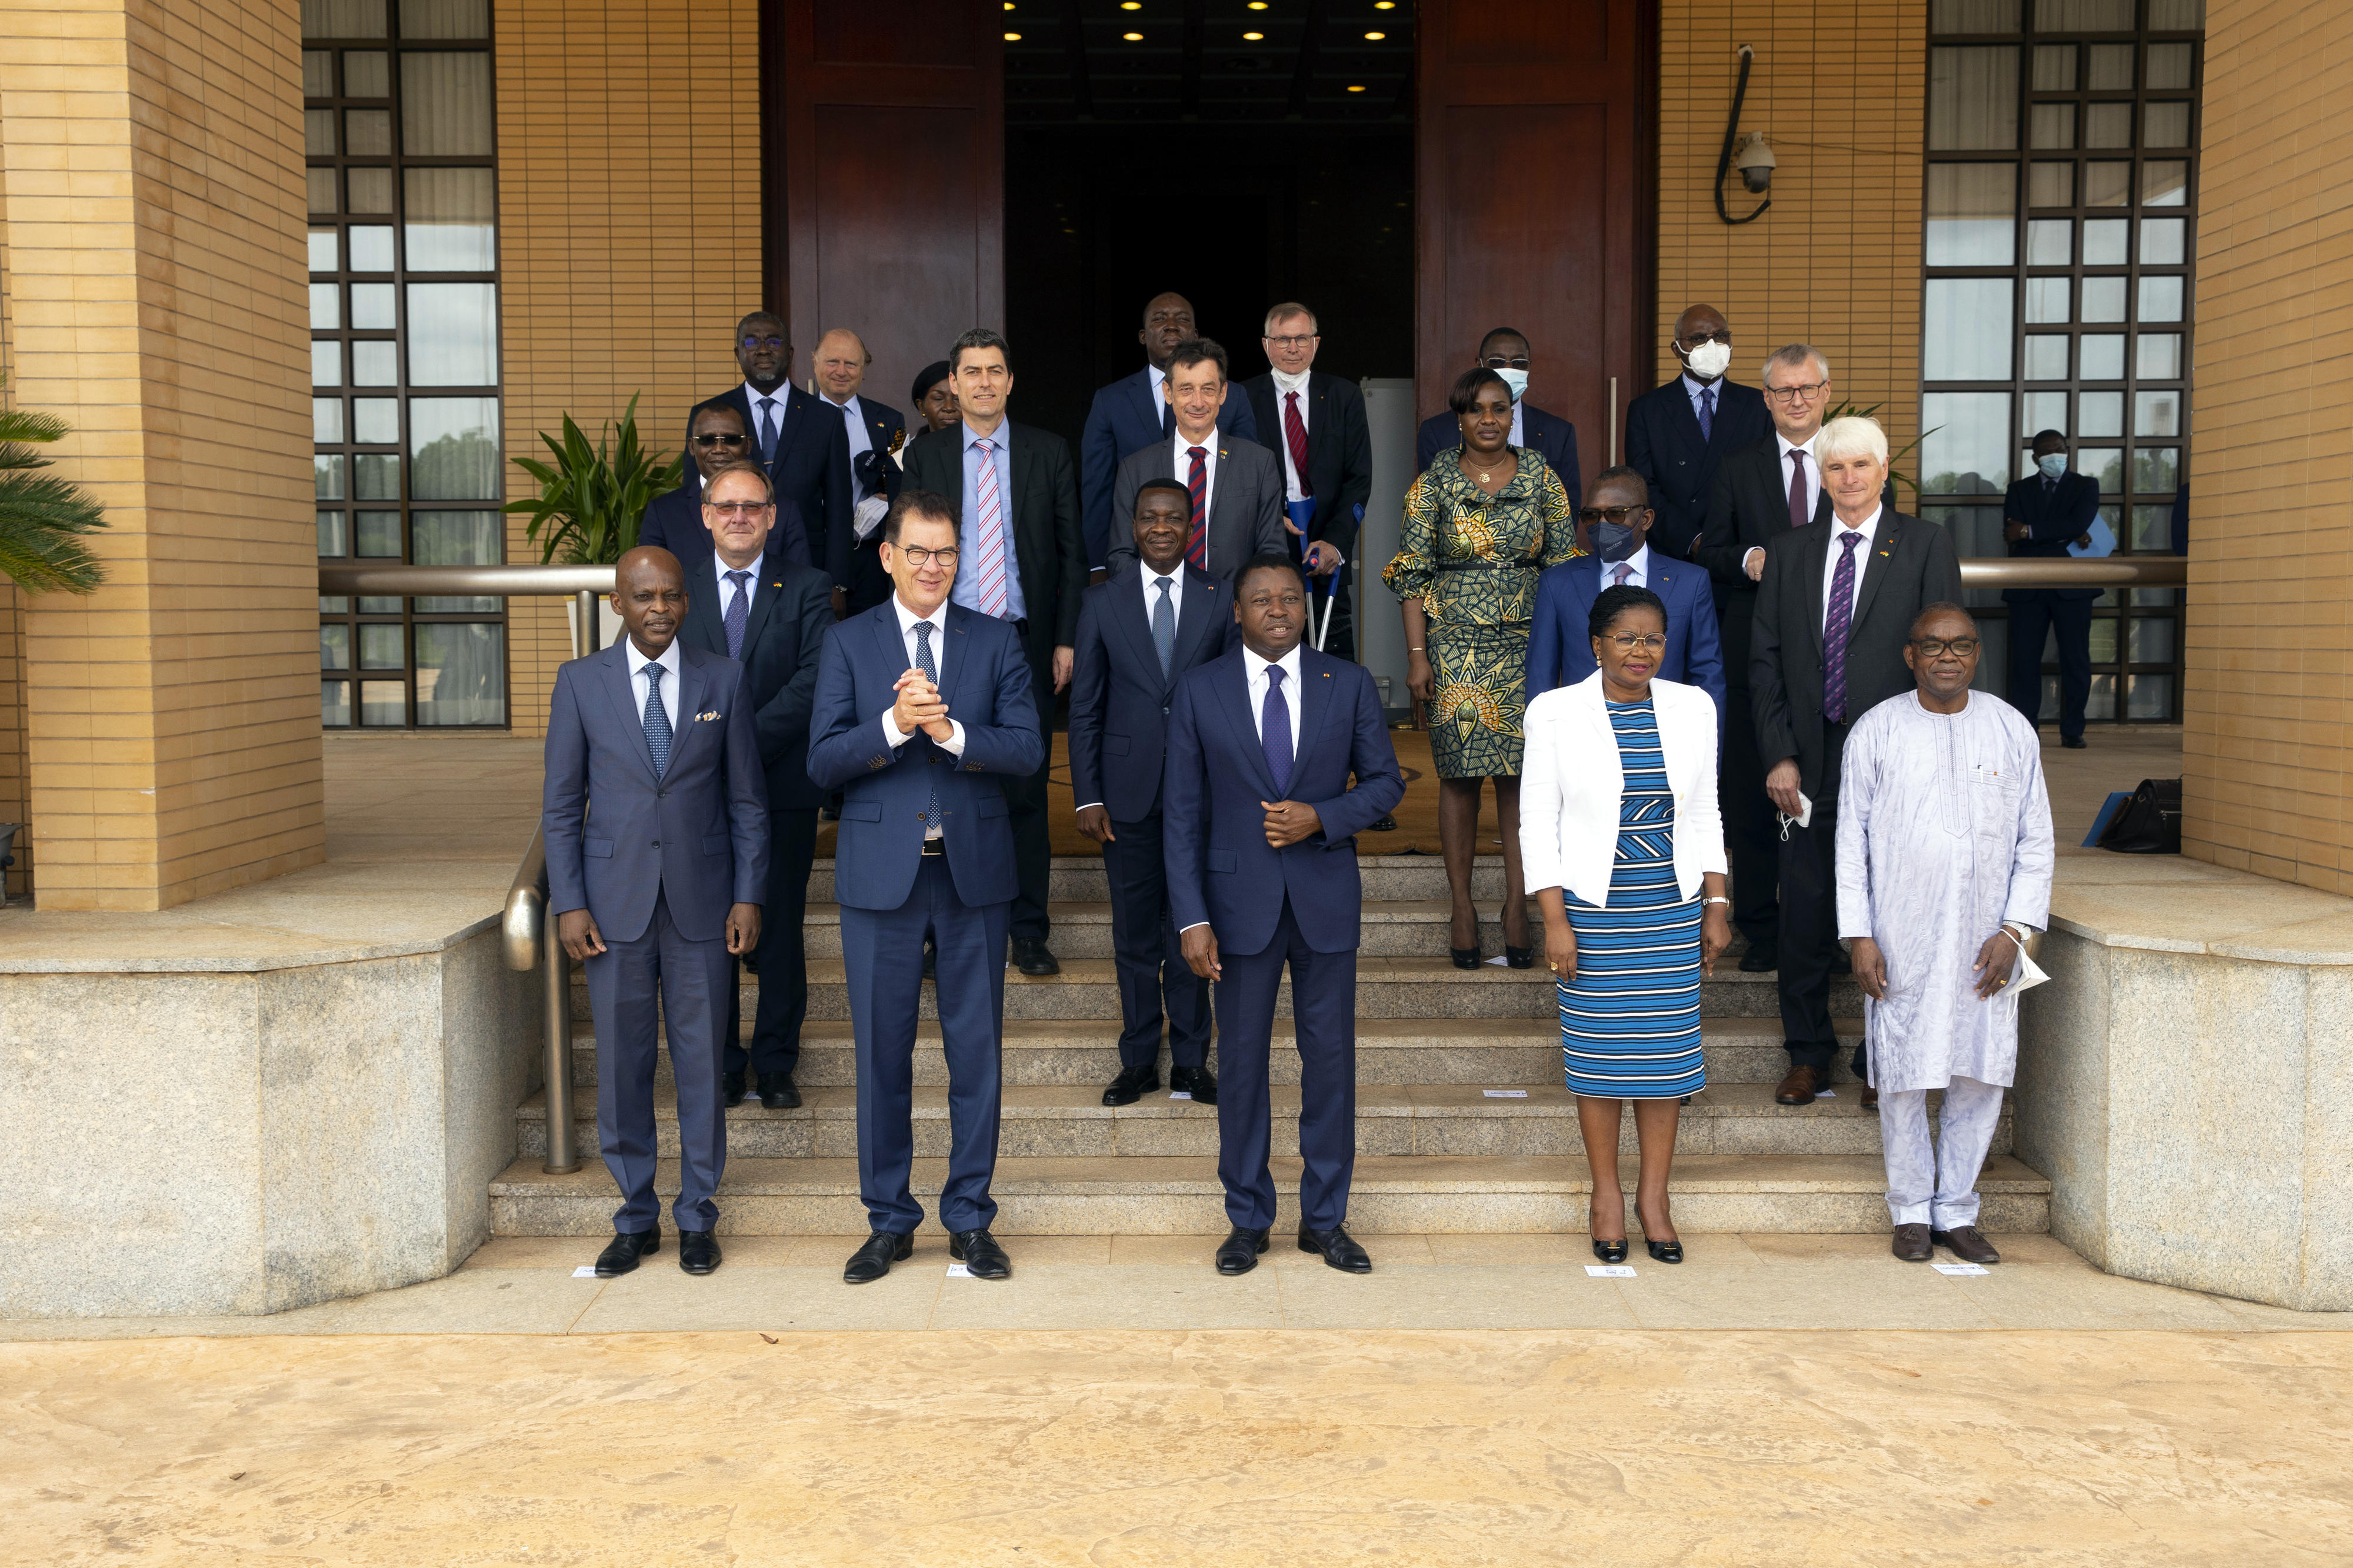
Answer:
[
  {"left": 723, "top": 569, "right": 752, "bottom": 660},
  {"left": 914, "top": 620, "right": 941, "bottom": 830},
  {"left": 1185, "top": 445, "right": 1209, "bottom": 569},
  {"left": 1823, "top": 530, "right": 1864, "bottom": 723},
  {"left": 1787, "top": 449, "right": 1810, "bottom": 531},
  {"left": 642, "top": 662, "right": 672, "bottom": 779},
  {"left": 1697, "top": 385, "right": 1715, "bottom": 442},
  {"left": 1282, "top": 391, "right": 1314, "bottom": 498},
  {"left": 1612, "top": 563, "right": 1632, "bottom": 588},
  {"left": 1261, "top": 665, "right": 1293, "bottom": 799},
  {"left": 1152, "top": 575, "right": 1175, "bottom": 682},
  {"left": 971, "top": 438, "right": 1009, "bottom": 618},
  {"left": 756, "top": 398, "right": 778, "bottom": 465}
]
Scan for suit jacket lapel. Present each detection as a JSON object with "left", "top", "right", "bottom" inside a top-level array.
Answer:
[
  {"left": 1174, "top": 566, "right": 1221, "bottom": 676},
  {"left": 599, "top": 644, "right": 663, "bottom": 781},
  {"left": 1849, "top": 515, "right": 1901, "bottom": 632},
  {"left": 1295, "top": 649, "right": 1338, "bottom": 764},
  {"left": 673, "top": 649, "right": 711, "bottom": 752},
  {"left": 1111, "top": 567, "right": 1164, "bottom": 684},
  {"left": 1803, "top": 526, "right": 1831, "bottom": 655},
  {"left": 1218, "top": 653, "right": 1278, "bottom": 798},
  {"left": 734, "top": 569, "right": 781, "bottom": 662},
  {"left": 1128, "top": 368, "right": 1162, "bottom": 437}
]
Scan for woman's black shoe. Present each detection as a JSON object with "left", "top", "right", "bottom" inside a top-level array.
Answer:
[
  {"left": 1592, "top": 1236, "right": 1629, "bottom": 1264},
  {"left": 1451, "top": 947, "right": 1481, "bottom": 969},
  {"left": 1505, "top": 944, "right": 1534, "bottom": 969},
  {"left": 1645, "top": 1239, "right": 1684, "bottom": 1265}
]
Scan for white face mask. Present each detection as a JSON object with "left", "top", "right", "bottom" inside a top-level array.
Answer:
[
  {"left": 1494, "top": 367, "right": 1529, "bottom": 402},
  {"left": 1684, "top": 341, "right": 1732, "bottom": 379}
]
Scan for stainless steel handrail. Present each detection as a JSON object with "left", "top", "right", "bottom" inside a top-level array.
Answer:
[{"left": 501, "top": 824, "right": 578, "bottom": 1175}]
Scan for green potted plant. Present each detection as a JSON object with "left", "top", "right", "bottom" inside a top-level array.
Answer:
[
  {"left": 504, "top": 393, "right": 682, "bottom": 655},
  {"left": 0, "top": 376, "right": 110, "bottom": 595}
]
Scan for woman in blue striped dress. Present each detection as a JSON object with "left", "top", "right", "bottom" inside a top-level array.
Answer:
[{"left": 1519, "top": 585, "right": 1731, "bottom": 1265}]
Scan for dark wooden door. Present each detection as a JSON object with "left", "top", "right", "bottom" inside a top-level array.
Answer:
[
  {"left": 773, "top": 0, "right": 1004, "bottom": 432},
  {"left": 1415, "top": 0, "right": 1654, "bottom": 473}
]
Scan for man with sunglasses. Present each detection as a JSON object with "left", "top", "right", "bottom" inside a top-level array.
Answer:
[
  {"left": 1524, "top": 466, "right": 1724, "bottom": 712},
  {"left": 640, "top": 403, "right": 808, "bottom": 581},
  {"left": 674, "top": 312, "right": 849, "bottom": 596},
  {"left": 1413, "top": 326, "right": 1580, "bottom": 502},
  {"left": 1624, "top": 305, "right": 1773, "bottom": 561}
]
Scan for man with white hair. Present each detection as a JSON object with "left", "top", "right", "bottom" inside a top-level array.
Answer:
[{"left": 1749, "top": 415, "right": 1962, "bottom": 1109}]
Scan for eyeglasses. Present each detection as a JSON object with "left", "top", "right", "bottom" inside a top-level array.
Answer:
[
  {"left": 1479, "top": 353, "right": 1532, "bottom": 369},
  {"left": 1576, "top": 506, "right": 1645, "bottom": 526},
  {"left": 1763, "top": 380, "right": 1831, "bottom": 403},
  {"left": 1911, "top": 636, "right": 1981, "bottom": 656},
  {"left": 1604, "top": 633, "right": 1667, "bottom": 652},
  {"left": 1677, "top": 330, "right": 1732, "bottom": 347},
  {"left": 739, "top": 335, "right": 785, "bottom": 351},
  {"left": 894, "top": 545, "right": 960, "bottom": 567},
  {"left": 692, "top": 432, "right": 747, "bottom": 447},
  {"left": 1265, "top": 335, "right": 1319, "bottom": 349},
  {"left": 703, "top": 501, "right": 772, "bottom": 518}
]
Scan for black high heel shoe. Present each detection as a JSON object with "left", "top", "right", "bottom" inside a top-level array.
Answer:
[
  {"left": 1451, "top": 947, "right": 1481, "bottom": 969},
  {"left": 1505, "top": 944, "right": 1534, "bottom": 969},
  {"left": 1645, "top": 1238, "right": 1684, "bottom": 1265},
  {"left": 1592, "top": 1235, "right": 1630, "bottom": 1265}
]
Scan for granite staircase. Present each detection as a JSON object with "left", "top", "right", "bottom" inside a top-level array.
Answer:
[{"left": 489, "top": 856, "right": 2051, "bottom": 1237}]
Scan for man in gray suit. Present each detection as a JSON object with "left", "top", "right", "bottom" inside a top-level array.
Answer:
[
  {"left": 543, "top": 546, "right": 769, "bottom": 1279},
  {"left": 1108, "top": 337, "right": 1285, "bottom": 582}
]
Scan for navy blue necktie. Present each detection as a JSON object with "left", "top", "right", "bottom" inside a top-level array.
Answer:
[
  {"left": 642, "top": 663, "right": 672, "bottom": 779},
  {"left": 1697, "top": 385, "right": 1714, "bottom": 442},
  {"left": 915, "top": 620, "right": 941, "bottom": 830},
  {"left": 723, "top": 569, "right": 752, "bottom": 659},
  {"left": 756, "top": 398, "right": 779, "bottom": 465},
  {"left": 1262, "top": 665, "right": 1293, "bottom": 798}
]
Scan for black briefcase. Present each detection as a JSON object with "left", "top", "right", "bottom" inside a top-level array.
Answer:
[{"left": 2097, "top": 777, "right": 2181, "bottom": 855}]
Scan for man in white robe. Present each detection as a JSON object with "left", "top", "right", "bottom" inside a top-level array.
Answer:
[{"left": 1839, "top": 603, "right": 2053, "bottom": 1265}]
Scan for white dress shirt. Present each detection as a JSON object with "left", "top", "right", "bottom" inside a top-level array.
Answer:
[
  {"left": 714, "top": 552, "right": 759, "bottom": 619},
  {"left": 1171, "top": 425, "right": 1220, "bottom": 521},
  {"left": 1819, "top": 505, "right": 1882, "bottom": 635},
  {"left": 1509, "top": 399, "right": 1525, "bottom": 449},
  {"left": 1595, "top": 543, "right": 1652, "bottom": 590},
  {"left": 1072, "top": 566, "right": 1187, "bottom": 817},
  {"left": 625, "top": 636, "right": 683, "bottom": 726},
  {"left": 1270, "top": 366, "right": 1312, "bottom": 502},
  {"left": 880, "top": 594, "right": 967, "bottom": 790},
  {"left": 822, "top": 391, "right": 872, "bottom": 463},
  {"left": 1243, "top": 641, "right": 1304, "bottom": 757},
  {"left": 742, "top": 381, "right": 787, "bottom": 461},
  {"left": 1744, "top": 429, "right": 1825, "bottom": 578}
]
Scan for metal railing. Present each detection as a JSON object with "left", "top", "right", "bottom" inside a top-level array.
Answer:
[{"left": 502, "top": 824, "right": 578, "bottom": 1175}]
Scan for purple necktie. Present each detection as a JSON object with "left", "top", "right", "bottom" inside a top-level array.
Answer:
[
  {"left": 1824, "top": 531, "right": 1864, "bottom": 723},
  {"left": 1262, "top": 665, "right": 1293, "bottom": 798},
  {"left": 1611, "top": 563, "right": 1632, "bottom": 588},
  {"left": 1788, "top": 449, "right": 1810, "bottom": 531}
]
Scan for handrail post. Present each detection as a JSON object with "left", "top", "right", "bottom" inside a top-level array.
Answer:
[
  {"left": 574, "top": 589, "right": 599, "bottom": 658},
  {"left": 541, "top": 911, "right": 579, "bottom": 1174}
]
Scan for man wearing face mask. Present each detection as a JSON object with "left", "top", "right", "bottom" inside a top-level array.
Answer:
[
  {"left": 1415, "top": 327, "right": 1581, "bottom": 503},
  {"left": 1524, "top": 466, "right": 1724, "bottom": 712},
  {"left": 2001, "top": 430, "right": 2101, "bottom": 750},
  {"left": 1624, "top": 305, "right": 1774, "bottom": 561}
]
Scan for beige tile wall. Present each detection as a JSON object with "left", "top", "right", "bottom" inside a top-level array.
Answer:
[{"left": 0, "top": 0, "right": 324, "bottom": 910}]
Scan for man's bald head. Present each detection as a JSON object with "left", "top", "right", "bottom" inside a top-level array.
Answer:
[
  {"left": 613, "top": 546, "right": 688, "bottom": 658},
  {"left": 814, "top": 328, "right": 871, "bottom": 403}
]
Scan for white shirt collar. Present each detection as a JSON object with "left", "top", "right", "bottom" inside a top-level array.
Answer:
[
  {"left": 1244, "top": 640, "right": 1301, "bottom": 684},
  {"left": 626, "top": 636, "right": 681, "bottom": 680},
  {"left": 742, "top": 381, "right": 785, "bottom": 413},
  {"left": 715, "top": 552, "right": 759, "bottom": 593},
  {"left": 1777, "top": 428, "right": 1819, "bottom": 458},
  {"left": 821, "top": 391, "right": 862, "bottom": 417},
  {"left": 894, "top": 593, "right": 946, "bottom": 640},
  {"left": 1270, "top": 366, "right": 1312, "bottom": 397},
  {"left": 961, "top": 418, "right": 1008, "bottom": 453},
  {"left": 1599, "top": 543, "right": 1652, "bottom": 582},
  {"left": 1833, "top": 504, "right": 1883, "bottom": 542},
  {"left": 1681, "top": 372, "right": 1718, "bottom": 401},
  {"left": 1173, "top": 425, "right": 1218, "bottom": 455}
]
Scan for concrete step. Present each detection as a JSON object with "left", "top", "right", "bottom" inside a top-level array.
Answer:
[
  {"left": 488, "top": 1151, "right": 2051, "bottom": 1237},
  {"left": 566, "top": 1016, "right": 1867, "bottom": 1089},
  {"left": 799, "top": 899, "right": 1561, "bottom": 962},
  {"left": 518, "top": 1079, "right": 2008, "bottom": 1162},
  {"left": 807, "top": 853, "right": 1506, "bottom": 908}
]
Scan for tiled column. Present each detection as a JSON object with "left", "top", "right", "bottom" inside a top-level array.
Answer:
[{"left": 0, "top": 0, "right": 323, "bottom": 909}]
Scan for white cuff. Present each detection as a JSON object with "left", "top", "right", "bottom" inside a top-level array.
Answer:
[
  {"left": 1744, "top": 547, "right": 1765, "bottom": 573},
  {"left": 882, "top": 703, "right": 915, "bottom": 745},
  {"left": 1178, "top": 922, "right": 1209, "bottom": 935},
  {"left": 939, "top": 720, "right": 967, "bottom": 757}
]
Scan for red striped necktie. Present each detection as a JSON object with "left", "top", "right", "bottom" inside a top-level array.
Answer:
[
  {"left": 1185, "top": 445, "right": 1209, "bottom": 569},
  {"left": 1283, "top": 391, "right": 1314, "bottom": 498}
]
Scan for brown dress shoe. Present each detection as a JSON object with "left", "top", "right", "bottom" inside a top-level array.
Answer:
[
  {"left": 1932, "top": 1225, "right": 2000, "bottom": 1265},
  {"left": 1859, "top": 1082, "right": 1879, "bottom": 1110},
  {"left": 1774, "top": 1065, "right": 1824, "bottom": 1105},
  {"left": 1891, "top": 1223, "right": 1933, "bottom": 1261}
]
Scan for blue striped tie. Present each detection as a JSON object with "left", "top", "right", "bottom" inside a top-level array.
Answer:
[{"left": 643, "top": 663, "right": 672, "bottom": 779}]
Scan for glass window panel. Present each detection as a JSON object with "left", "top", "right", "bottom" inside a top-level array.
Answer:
[
  {"left": 322, "top": 679, "right": 352, "bottom": 728},
  {"left": 344, "top": 108, "right": 391, "bottom": 156},
  {"left": 2128, "top": 616, "right": 2176, "bottom": 664},
  {"left": 321, "top": 624, "right": 351, "bottom": 669},
  {"left": 308, "top": 228, "right": 338, "bottom": 271},
  {"left": 1925, "top": 164, "right": 2017, "bottom": 264},
  {"left": 1925, "top": 279, "right": 2015, "bottom": 378},
  {"left": 2025, "top": 335, "right": 2070, "bottom": 380},
  {"left": 2145, "top": 102, "right": 2191, "bottom": 148},
  {"left": 347, "top": 165, "right": 392, "bottom": 213},
  {"left": 2083, "top": 102, "right": 2132, "bottom": 148},
  {"left": 303, "top": 50, "right": 334, "bottom": 96},
  {"left": 349, "top": 225, "right": 394, "bottom": 270},
  {"left": 313, "top": 396, "right": 344, "bottom": 443},
  {"left": 2081, "top": 334, "right": 2126, "bottom": 378},
  {"left": 405, "top": 283, "right": 498, "bottom": 385},
  {"left": 2135, "top": 389, "right": 2182, "bottom": 436},
  {"left": 2029, "top": 102, "right": 2075, "bottom": 149},
  {"left": 2022, "top": 391, "right": 2068, "bottom": 440},
  {"left": 317, "top": 510, "right": 348, "bottom": 555},
  {"left": 402, "top": 0, "right": 490, "bottom": 36},
  {"left": 2031, "top": 44, "right": 2075, "bottom": 89},
  {"left": 402, "top": 54, "right": 494, "bottom": 156},
  {"left": 403, "top": 168, "right": 496, "bottom": 271},
  {"left": 315, "top": 453, "right": 346, "bottom": 499},
  {"left": 1922, "top": 506, "right": 2009, "bottom": 607},
  {"left": 2029, "top": 161, "right": 2074, "bottom": 206},
  {"left": 354, "top": 453, "right": 402, "bottom": 500},
  {"left": 301, "top": 0, "right": 387, "bottom": 34},
  {"left": 308, "top": 281, "right": 339, "bottom": 330},
  {"left": 304, "top": 109, "right": 336, "bottom": 156},
  {"left": 2036, "top": 0, "right": 2133, "bottom": 26},
  {"left": 413, "top": 511, "right": 502, "bottom": 611},
  {"left": 1928, "top": 47, "right": 2019, "bottom": 151},
  {"left": 360, "top": 680, "right": 406, "bottom": 725},
  {"left": 355, "top": 510, "right": 403, "bottom": 556},
  {"left": 2086, "top": 42, "right": 2135, "bottom": 88},
  {"left": 415, "top": 624, "right": 505, "bottom": 725},
  {"left": 321, "top": 595, "right": 351, "bottom": 613},
  {"left": 2125, "top": 673, "right": 2172, "bottom": 720},
  {"left": 410, "top": 398, "right": 501, "bottom": 499},
  {"left": 2025, "top": 276, "right": 2070, "bottom": 323},
  {"left": 2130, "top": 504, "right": 2174, "bottom": 551},
  {"left": 1921, "top": 392, "right": 2012, "bottom": 495},
  {"left": 2139, "top": 275, "right": 2185, "bottom": 322},
  {"left": 352, "top": 340, "right": 398, "bottom": 385},
  {"left": 2079, "top": 448, "right": 2124, "bottom": 491},
  {"left": 2147, "top": 42, "right": 2194, "bottom": 89},
  {"left": 2144, "top": 160, "right": 2189, "bottom": 206},
  {"left": 354, "top": 397, "right": 399, "bottom": 443},
  {"left": 2141, "top": 216, "right": 2187, "bottom": 262},
  {"left": 306, "top": 166, "right": 338, "bottom": 213},
  {"left": 2082, "top": 615, "right": 2117, "bottom": 664},
  {"left": 2147, "top": 0, "right": 2204, "bottom": 27},
  {"left": 2137, "top": 332, "right": 2182, "bottom": 378},
  {"left": 359, "top": 595, "right": 402, "bottom": 613},
  {"left": 2084, "top": 161, "right": 2132, "bottom": 207},
  {"left": 343, "top": 49, "right": 388, "bottom": 96},
  {"left": 2078, "top": 389, "right": 2124, "bottom": 436},
  {"left": 2026, "top": 218, "right": 2071, "bottom": 264},
  {"left": 312, "top": 339, "right": 342, "bottom": 387},
  {"left": 2134, "top": 447, "right": 2179, "bottom": 492},
  {"left": 2081, "top": 275, "right": 2128, "bottom": 321},
  {"left": 2082, "top": 217, "right": 2129, "bottom": 263},
  {"left": 2131, "top": 587, "right": 2178, "bottom": 607},
  {"left": 351, "top": 282, "right": 396, "bottom": 329}
]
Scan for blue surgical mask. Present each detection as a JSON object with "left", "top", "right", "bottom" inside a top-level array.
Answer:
[
  {"left": 1495, "top": 368, "right": 1529, "bottom": 402},
  {"left": 2037, "top": 453, "right": 2068, "bottom": 479},
  {"left": 1593, "top": 522, "right": 1641, "bottom": 562}
]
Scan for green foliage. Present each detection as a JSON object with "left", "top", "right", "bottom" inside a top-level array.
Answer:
[
  {"left": 502, "top": 394, "right": 684, "bottom": 565},
  {"left": 0, "top": 379, "right": 110, "bottom": 595},
  {"left": 1825, "top": 399, "right": 1936, "bottom": 501}
]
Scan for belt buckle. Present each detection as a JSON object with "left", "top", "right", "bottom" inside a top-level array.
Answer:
[{"left": 920, "top": 839, "right": 945, "bottom": 857}]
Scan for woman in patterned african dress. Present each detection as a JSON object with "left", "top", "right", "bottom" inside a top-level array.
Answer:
[{"left": 1384, "top": 369, "right": 1582, "bottom": 970}]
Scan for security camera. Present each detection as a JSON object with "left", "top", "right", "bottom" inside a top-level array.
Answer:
[{"left": 1734, "top": 131, "right": 1777, "bottom": 194}]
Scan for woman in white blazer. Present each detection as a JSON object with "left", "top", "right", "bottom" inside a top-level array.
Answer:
[{"left": 1521, "top": 583, "right": 1731, "bottom": 1264}]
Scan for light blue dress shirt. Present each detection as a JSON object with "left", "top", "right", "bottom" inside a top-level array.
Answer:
[{"left": 951, "top": 419, "right": 1027, "bottom": 622}]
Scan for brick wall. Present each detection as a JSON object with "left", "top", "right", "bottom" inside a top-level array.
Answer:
[
  {"left": 1654, "top": 1, "right": 1929, "bottom": 461},
  {"left": 494, "top": 0, "right": 765, "bottom": 739},
  {"left": 2180, "top": 0, "right": 2353, "bottom": 888},
  {"left": 0, "top": 0, "right": 323, "bottom": 910}
]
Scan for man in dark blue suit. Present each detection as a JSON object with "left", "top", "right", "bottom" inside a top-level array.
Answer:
[
  {"left": 640, "top": 403, "right": 808, "bottom": 584},
  {"left": 806, "top": 489, "right": 1045, "bottom": 1285},
  {"left": 1623, "top": 304, "right": 1774, "bottom": 561},
  {"left": 1525, "top": 467, "right": 1725, "bottom": 712},
  {"left": 1166, "top": 555, "right": 1405, "bottom": 1277},
  {"left": 675, "top": 311, "right": 851, "bottom": 600},
  {"left": 673, "top": 461, "right": 836, "bottom": 1113},
  {"left": 543, "top": 546, "right": 769, "bottom": 1280},
  {"left": 1415, "top": 326, "right": 1580, "bottom": 502},
  {"left": 2004, "top": 429, "right": 2102, "bottom": 749},
  {"left": 1069, "top": 479, "right": 1232, "bottom": 1109},
  {"left": 1079, "top": 292, "right": 1261, "bottom": 575},
  {"left": 812, "top": 328, "right": 908, "bottom": 616}
]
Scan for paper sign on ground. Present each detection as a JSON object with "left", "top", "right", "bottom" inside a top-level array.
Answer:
[
  {"left": 945, "top": 1263, "right": 973, "bottom": 1277},
  {"left": 1932, "top": 1261, "right": 1991, "bottom": 1276},
  {"left": 1168, "top": 1091, "right": 1193, "bottom": 1100},
  {"left": 1484, "top": 1089, "right": 1529, "bottom": 1098},
  {"left": 571, "top": 1266, "right": 598, "bottom": 1278},
  {"left": 1585, "top": 1264, "right": 1637, "bottom": 1278}
]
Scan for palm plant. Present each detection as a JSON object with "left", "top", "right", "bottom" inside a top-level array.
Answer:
[
  {"left": 0, "top": 378, "right": 109, "bottom": 594},
  {"left": 504, "top": 393, "right": 683, "bottom": 565},
  {"left": 1825, "top": 399, "right": 1935, "bottom": 500}
]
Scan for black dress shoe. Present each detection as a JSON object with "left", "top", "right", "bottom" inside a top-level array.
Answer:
[
  {"left": 1169, "top": 1065, "right": 1218, "bottom": 1106},
  {"left": 723, "top": 1071, "right": 748, "bottom": 1109},
  {"left": 1592, "top": 1235, "right": 1629, "bottom": 1265},
  {"left": 1298, "top": 1225, "right": 1372, "bottom": 1273},
  {"left": 1738, "top": 945, "right": 1778, "bottom": 973},
  {"left": 757, "top": 1072, "right": 801, "bottom": 1110},
  {"left": 1891, "top": 1222, "right": 1934, "bottom": 1262},
  {"left": 678, "top": 1229, "right": 722, "bottom": 1275},
  {"left": 1451, "top": 947, "right": 1481, "bottom": 969},
  {"left": 2062, "top": 735, "right": 2088, "bottom": 750},
  {"left": 1505, "top": 945, "right": 1535, "bottom": 969},
  {"left": 1216, "top": 1225, "right": 1270, "bottom": 1275},
  {"left": 950, "top": 1228, "right": 1012, "bottom": 1279},
  {"left": 844, "top": 1230, "right": 912, "bottom": 1284},
  {"left": 1371, "top": 814, "right": 1397, "bottom": 832},
  {"left": 1933, "top": 1225, "right": 2001, "bottom": 1265},
  {"left": 1102, "top": 1064, "right": 1159, "bottom": 1106},
  {"left": 594, "top": 1227, "right": 659, "bottom": 1277},
  {"left": 1011, "top": 937, "right": 1060, "bottom": 976},
  {"left": 1645, "top": 1238, "right": 1684, "bottom": 1265}
]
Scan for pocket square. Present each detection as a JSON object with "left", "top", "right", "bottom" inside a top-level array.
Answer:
[{"left": 696, "top": 710, "right": 721, "bottom": 722}]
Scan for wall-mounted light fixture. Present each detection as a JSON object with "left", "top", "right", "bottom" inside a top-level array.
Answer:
[{"left": 1714, "top": 46, "right": 1772, "bottom": 225}]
